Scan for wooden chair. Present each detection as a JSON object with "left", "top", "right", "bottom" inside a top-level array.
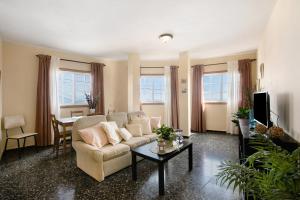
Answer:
[
  {"left": 51, "top": 114, "right": 72, "bottom": 157},
  {"left": 3, "top": 115, "right": 38, "bottom": 158},
  {"left": 71, "top": 110, "right": 84, "bottom": 117}
]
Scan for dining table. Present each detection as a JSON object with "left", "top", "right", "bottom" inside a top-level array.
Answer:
[{"left": 56, "top": 116, "right": 82, "bottom": 156}]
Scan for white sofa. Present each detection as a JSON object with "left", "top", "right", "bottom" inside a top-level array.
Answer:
[{"left": 72, "top": 112, "right": 157, "bottom": 182}]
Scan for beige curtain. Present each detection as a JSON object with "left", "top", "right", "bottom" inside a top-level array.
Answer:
[
  {"left": 91, "top": 62, "right": 105, "bottom": 114},
  {"left": 191, "top": 65, "right": 206, "bottom": 133},
  {"left": 238, "top": 59, "right": 252, "bottom": 108},
  {"left": 170, "top": 66, "right": 179, "bottom": 129},
  {"left": 35, "top": 54, "right": 52, "bottom": 146}
]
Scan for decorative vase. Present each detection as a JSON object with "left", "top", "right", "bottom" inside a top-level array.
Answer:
[
  {"left": 89, "top": 108, "right": 95, "bottom": 114},
  {"left": 239, "top": 118, "right": 250, "bottom": 137},
  {"left": 239, "top": 118, "right": 249, "bottom": 126}
]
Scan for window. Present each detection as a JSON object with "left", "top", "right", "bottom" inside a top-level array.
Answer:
[
  {"left": 140, "top": 76, "right": 165, "bottom": 104},
  {"left": 203, "top": 72, "right": 228, "bottom": 102},
  {"left": 58, "top": 70, "right": 91, "bottom": 106}
]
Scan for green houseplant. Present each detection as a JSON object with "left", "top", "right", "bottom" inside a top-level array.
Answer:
[
  {"left": 154, "top": 124, "right": 176, "bottom": 147},
  {"left": 216, "top": 134, "right": 300, "bottom": 200},
  {"left": 232, "top": 107, "right": 251, "bottom": 126}
]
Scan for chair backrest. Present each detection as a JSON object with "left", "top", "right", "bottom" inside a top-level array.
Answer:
[
  {"left": 72, "top": 115, "right": 107, "bottom": 142},
  {"left": 51, "top": 114, "right": 60, "bottom": 138},
  {"left": 4, "top": 115, "right": 25, "bottom": 130},
  {"left": 71, "top": 110, "right": 84, "bottom": 117},
  {"left": 106, "top": 112, "right": 128, "bottom": 128}
]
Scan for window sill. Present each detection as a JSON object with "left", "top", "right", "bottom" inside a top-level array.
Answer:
[
  {"left": 60, "top": 105, "right": 89, "bottom": 108},
  {"left": 204, "top": 102, "right": 227, "bottom": 105},
  {"left": 141, "top": 103, "right": 165, "bottom": 106}
]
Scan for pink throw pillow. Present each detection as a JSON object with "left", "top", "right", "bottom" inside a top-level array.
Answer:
[{"left": 79, "top": 124, "right": 108, "bottom": 148}]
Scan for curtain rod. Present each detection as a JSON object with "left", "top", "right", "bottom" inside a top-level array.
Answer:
[
  {"left": 140, "top": 66, "right": 179, "bottom": 69},
  {"left": 35, "top": 55, "right": 92, "bottom": 64},
  {"left": 140, "top": 59, "right": 256, "bottom": 68},
  {"left": 140, "top": 67, "right": 164, "bottom": 69},
  {"left": 192, "top": 59, "right": 256, "bottom": 67},
  {"left": 60, "top": 58, "right": 91, "bottom": 65},
  {"left": 60, "top": 58, "right": 106, "bottom": 67}
]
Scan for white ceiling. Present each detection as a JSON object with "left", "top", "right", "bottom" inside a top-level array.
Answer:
[{"left": 0, "top": 0, "right": 277, "bottom": 60}]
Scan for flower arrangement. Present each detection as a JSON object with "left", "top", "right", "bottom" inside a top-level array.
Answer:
[{"left": 84, "top": 93, "right": 98, "bottom": 109}]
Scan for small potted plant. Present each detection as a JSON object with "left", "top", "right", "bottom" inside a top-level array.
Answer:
[
  {"left": 84, "top": 93, "right": 98, "bottom": 114},
  {"left": 154, "top": 124, "right": 176, "bottom": 148},
  {"left": 232, "top": 107, "right": 251, "bottom": 126}
]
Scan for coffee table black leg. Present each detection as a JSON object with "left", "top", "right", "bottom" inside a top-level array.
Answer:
[
  {"left": 189, "top": 144, "right": 193, "bottom": 171},
  {"left": 158, "top": 162, "right": 164, "bottom": 195},
  {"left": 132, "top": 153, "right": 137, "bottom": 181}
]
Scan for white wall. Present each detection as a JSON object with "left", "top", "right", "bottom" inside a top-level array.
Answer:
[
  {"left": 0, "top": 36, "right": 3, "bottom": 156},
  {"left": 257, "top": 0, "right": 300, "bottom": 142},
  {"left": 1, "top": 41, "right": 127, "bottom": 152},
  {"left": 128, "top": 54, "right": 140, "bottom": 112},
  {"left": 191, "top": 52, "right": 257, "bottom": 131}
]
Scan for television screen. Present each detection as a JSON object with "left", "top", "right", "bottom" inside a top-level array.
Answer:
[{"left": 253, "top": 92, "right": 270, "bottom": 127}]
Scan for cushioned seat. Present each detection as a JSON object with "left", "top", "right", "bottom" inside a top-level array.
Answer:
[
  {"left": 7, "top": 132, "right": 38, "bottom": 139},
  {"left": 143, "top": 134, "right": 157, "bottom": 142},
  {"left": 122, "top": 137, "right": 150, "bottom": 149},
  {"left": 101, "top": 143, "right": 130, "bottom": 161}
]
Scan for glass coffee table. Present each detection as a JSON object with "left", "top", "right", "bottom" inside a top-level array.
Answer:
[{"left": 131, "top": 140, "right": 193, "bottom": 195}]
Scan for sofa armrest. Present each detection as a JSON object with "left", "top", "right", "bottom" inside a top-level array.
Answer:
[
  {"left": 72, "top": 141, "right": 103, "bottom": 162},
  {"left": 72, "top": 141, "right": 105, "bottom": 182}
]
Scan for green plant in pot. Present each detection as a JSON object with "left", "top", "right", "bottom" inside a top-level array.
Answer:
[
  {"left": 154, "top": 124, "right": 176, "bottom": 147},
  {"left": 216, "top": 134, "right": 300, "bottom": 200},
  {"left": 232, "top": 107, "right": 251, "bottom": 126}
]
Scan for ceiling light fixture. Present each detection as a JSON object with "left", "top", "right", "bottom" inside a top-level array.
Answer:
[{"left": 159, "top": 33, "right": 173, "bottom": 43}]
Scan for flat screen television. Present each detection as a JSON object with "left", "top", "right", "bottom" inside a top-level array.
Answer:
[{"left": 253, "top": 92, "right": 271, "bottom": 128}]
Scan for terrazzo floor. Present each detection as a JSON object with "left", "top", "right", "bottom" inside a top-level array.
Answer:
[{"left": 0, "top": 133, "right": 241, "bottom": 200}]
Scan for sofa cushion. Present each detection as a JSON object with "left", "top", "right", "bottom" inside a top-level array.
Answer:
[
  {"left": 127, "top": 111, "right": 146, "bottom": 121},
  {"left": 126, "top": 124, "right": 143, "bottom": 137},
  {"left": 117, "top": 128, "right": 133, "bottom": 141},
  {"left": 121, "top": 136, "right": 150, "bottom": 149},
  {"left": 78, "top": 124, "right": 108, "bottom": 148},
  {"left": 72, "top": 115, "right": 107, "bottom": 142},
  {"left": 130, "top": 117, "right": 152, "bottom": 135},
  {"left": 143, "top": 134, "right": 157, "bottom": 142},
  {"left": 100, "top": 122, "right": 122, "bottom": 145},
  {"left": 150, "top": 117, "right": 161, "bottom": 130},
  {"left": 106, "top": 112, "right": 128, "bottom": 128},
  {"left": 101, "top": 143, "right": 130, "bottom": 161}
]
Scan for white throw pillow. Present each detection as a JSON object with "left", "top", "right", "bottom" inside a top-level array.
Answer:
[
  {"left": 107, "top": 121, "right": 119, "bottom": 130},
  {"left": 117, "top": 128, "right": 133, "bottom": 141},
  {"left": 150, "top": 117, "right": 161, "bottom": 130},
  {"left": 130, "top": 117, "right": 152, "bottom": 135},
  {"left": 126, "top": 124, "right": 143, "bottom": 137},
  {"left": 100, "top": 122, "right": 122, "bottom": 145}
]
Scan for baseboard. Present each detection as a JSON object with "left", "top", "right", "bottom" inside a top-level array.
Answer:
[{"left": 206, "top": 130, "right": 227, "bottom": 134}]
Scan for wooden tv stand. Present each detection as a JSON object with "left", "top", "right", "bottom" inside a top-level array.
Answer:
[{"left": 238, "top": 121, "right": 299, "bottom": 161}]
